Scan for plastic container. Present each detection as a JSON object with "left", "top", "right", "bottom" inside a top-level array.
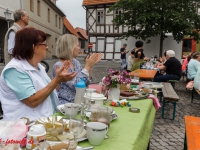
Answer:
[
  {"left": 26, "top": 124, "right": 46, "bottom": 150},
  {"left": 74, "top": 78, "right": 86, "bottom": 104}
]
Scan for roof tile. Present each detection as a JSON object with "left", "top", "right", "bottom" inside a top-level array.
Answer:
[
  {"left": 82, "top": 0, "right": 118, "bottom": 6},
  {"left": 75, "top": 27, "right": 88, "bottom": 40},
  {"left": 63, "top": 17, "right": 81, "bottom": 38}
]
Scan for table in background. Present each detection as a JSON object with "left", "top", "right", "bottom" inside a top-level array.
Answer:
[
  {"left": 184, "top": 115, "right": 200, "bottom": 150},
  {"left": 79, "top": 99, "right": 156, "bottom": 150},
  {"left": 130, "top": 69, "right": 157, "bottom": 81}
]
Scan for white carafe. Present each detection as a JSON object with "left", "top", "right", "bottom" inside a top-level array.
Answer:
[
  {"left": 74, "top": 78, "right": 86, "bottom": 104},
  {"left": 26, "top": 124, "right": 46, "bottom": 150}
]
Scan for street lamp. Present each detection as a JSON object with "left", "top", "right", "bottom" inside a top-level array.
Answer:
[{"left": 4, "top": 8, "right": 12, "bottom": 29}]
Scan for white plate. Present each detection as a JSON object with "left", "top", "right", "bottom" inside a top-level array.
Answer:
[
  {"left": 47, "top": 141, "right": 83, "bottom": 150},
  {"left": 84, "top": 93, "right": 107, "bottom": 100},
  {"left": 120, "top": 94, "right": 148, "bottom": 100},
  {"left": 57, "top": 104, "right": 81, "bottom": 114},
  {"left": 56, "top": 104, "right": 65, "bottom": 114},
  {"left": 85, "top": 111, "right": 118, "bottom": 121}
]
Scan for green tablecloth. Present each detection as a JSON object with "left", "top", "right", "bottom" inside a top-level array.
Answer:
[{"left": 79, "top": 99, "right": 156, "bottom": 150}]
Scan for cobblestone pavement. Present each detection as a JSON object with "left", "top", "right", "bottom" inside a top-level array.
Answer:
[{"left": 0, "top": 57, "right": 198, "bottom": 150}]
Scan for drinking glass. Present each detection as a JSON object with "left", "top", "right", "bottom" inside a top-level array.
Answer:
[
  {"left": 97, "top": 106, "right": 111, "bottom": 128},
  {"left": 69, "top": 104, "right": 84, "bottom": 142},
  {"left": 85, "top": 88, "right": 96, "bottom": 111}
]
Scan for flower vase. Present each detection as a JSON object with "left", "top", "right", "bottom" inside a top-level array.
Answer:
[{"left": 108, "top": 84, "right": 120, "bottom": 101}]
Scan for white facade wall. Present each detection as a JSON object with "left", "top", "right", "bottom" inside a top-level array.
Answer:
[{"left": 23, "top": 0, "right": 64, "bottom": 58}]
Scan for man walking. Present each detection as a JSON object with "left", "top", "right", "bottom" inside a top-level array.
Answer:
[
  {"left": 4, "top": 9, "right": 29, "bottom": 64},
  {"left": 120, "top": 43, "right": 128, "bottom": 70}
]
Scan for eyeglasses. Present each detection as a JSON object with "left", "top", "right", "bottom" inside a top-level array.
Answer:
[{"left": 37, "top": 43, "right": 48, "bottom": 47}]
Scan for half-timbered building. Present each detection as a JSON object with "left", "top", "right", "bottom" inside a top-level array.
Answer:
[{"left": 82, "top": 0, "right": 188, "bottom": 61}]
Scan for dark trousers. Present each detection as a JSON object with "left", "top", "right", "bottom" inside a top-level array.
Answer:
[{"left": 154, "top": 74, "right": 181, "bottom": 82}]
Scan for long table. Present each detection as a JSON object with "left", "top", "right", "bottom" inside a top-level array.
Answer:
[
  {"left": 79, "top": 99, "right": 156, "bottom": 150},
  {"left": 130, "top": 69, "right": 157, "bottom": 80}
]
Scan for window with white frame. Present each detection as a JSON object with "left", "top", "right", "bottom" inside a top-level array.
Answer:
[
  {"left": 97, "top": 10, "right": 104, "bottom": 24},
  {"left": 114, "top": 10, "right": 122, "bottom": 18}
]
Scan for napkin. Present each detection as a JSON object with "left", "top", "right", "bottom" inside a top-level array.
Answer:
[{"left": 148, "top": 94, "right": 161, "bottom": 110}]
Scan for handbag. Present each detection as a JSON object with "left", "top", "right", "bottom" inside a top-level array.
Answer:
[{"left": 186, "top": 81, "right": 194, "bottom": 90}]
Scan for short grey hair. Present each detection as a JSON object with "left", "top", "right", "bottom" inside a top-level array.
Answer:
[
  {"left": 123, "top": 43, "right": 127, "bottom": 46},
  {"left": 56, "top": 34, "right": 78, "bottom": 61},
  {"left": 166, "top": 50, "right": 175, "bottom": 57},
  {"left": 14, "top": 9, "right": 25, "bottom": 22}
]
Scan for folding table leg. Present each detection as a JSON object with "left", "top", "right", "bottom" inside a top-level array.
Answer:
[
  {"left": 162, "top": 99, "right": 166, "bottom": 118},
  {"left": 191, "top": 88, "right": 194, "bottom": 103},
  {"left": 184, "top": 132, "right": 187, "bottom": 150},
  {"left": 172, "top": 102, "right": 176, "bottom": 120}
]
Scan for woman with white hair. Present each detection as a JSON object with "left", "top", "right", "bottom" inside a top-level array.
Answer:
[
  {"left": 52, "top": 34, "right": 102, "bottom": 104},
  {"left": 154, "top": 50, "right": 182, "bottom": 82}
]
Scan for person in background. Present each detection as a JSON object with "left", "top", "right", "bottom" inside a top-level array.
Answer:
[
  {"left": 194, "top": 68, "right": 200, "bottom": 90},
  {"left": 187, "top": 52, "right": 200, "bottom": 80},
  {"left": 159, "top": 50, "right": 168, "bottom": 64},
  {"left": 154, "top": 50, "right": 182, "bottom": 82},
  {"left": 120, "top": 44, "right": 128, "bottom": 70},
  {"left": 127, "top": 47, "right": 135, "bottom": 72},
  {"left": 52, "top": 34, "right": 102, "bottom": 104},
  {"left": 0, "top": 27, "right": 77, "bottom": 121},
  {"left": 131, "top": 40, "right": 145, "bottom": 71},
  {"left": 4, "top": 9, "right": 29, "bottom": 65}
]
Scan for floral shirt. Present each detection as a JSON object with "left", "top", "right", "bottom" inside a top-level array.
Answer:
[{"left": 52, "top": 58, "right": 90, "bottom": 104}]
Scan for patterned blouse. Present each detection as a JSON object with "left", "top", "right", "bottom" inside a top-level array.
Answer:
[{"left": 52, "top": 58, "right": 90, "bottom": 104}]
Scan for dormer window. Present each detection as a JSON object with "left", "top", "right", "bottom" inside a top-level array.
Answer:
[{"left": 97, "top": 10, "right": 104, "bottom": 24}]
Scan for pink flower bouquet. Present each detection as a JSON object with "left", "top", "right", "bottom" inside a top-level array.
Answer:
[{"left": 102, "top": 69, "right": 132, "bottom": 89}]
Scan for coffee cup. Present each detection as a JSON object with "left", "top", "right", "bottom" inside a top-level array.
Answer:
[
  {"left": 60, "top": 103, "right": 79, "bottom": 117},
  {"left": 86, "top": 122, "right": 108, "bottom": 146}
]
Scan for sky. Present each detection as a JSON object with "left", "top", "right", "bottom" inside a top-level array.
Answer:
[{"left": 56, "top": 0, "right": 86, "bottom": 29}]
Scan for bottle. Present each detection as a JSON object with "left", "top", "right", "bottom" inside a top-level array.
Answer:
[{"left": 74, "top": 78, "right": 86, "bottom": 104}]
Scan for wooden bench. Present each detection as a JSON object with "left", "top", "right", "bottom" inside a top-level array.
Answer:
[
  {"left": 168, "top": 80, "right": 178, "bottom": 88},
  {"left": 184, "top": 115, "right": 200, "bottom": 150},
  {"left": 162, "top": 82, "right": 180, "bottom": 120},
  {"left": 191, "top": 88, "right": 200, "bottom": 103}
]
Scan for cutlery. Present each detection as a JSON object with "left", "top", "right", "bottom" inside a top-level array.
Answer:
[{"left": 80, "top": 146, "right": 94, "bottom": 150}]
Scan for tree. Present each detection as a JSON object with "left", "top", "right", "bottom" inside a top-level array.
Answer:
[{"left": 109, "top": 0, "right": 200, "bottom": 57}]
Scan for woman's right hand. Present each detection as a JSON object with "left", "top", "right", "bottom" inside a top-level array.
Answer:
[
  {"left": 85, "top": 53, "right": 102, "bottom": 71},
  {"left": 54, "top": 60, "right": 77, "bottom": 83}
]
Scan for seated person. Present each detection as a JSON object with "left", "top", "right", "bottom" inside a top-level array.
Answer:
[
  {"left": 194, "top": 69, "right": 200, "bottom": 90},
  {"left": 154, "top": 50, "right": 182, "bottom": 82},
  {"left": 187, "top": 52, "right": 200, "bottom": 80},
  {"left": 0, "top": 27, "right": 77, "bottom": 121},
  {"left": 52, "top": 34, "right": 102, "bottom": 104}
]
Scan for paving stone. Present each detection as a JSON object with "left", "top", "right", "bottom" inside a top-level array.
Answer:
[{"left": 164, "top": 146, "right": 176, "bottom": 150}]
